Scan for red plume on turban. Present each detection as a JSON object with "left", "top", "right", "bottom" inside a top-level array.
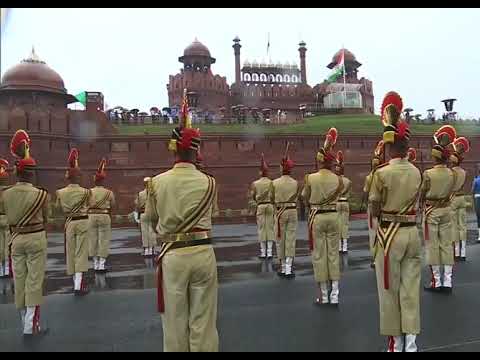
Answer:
[
  {"left": 66, "top": 148, "right": 81, "bottom": 180},
  {"left": 407, "top": 148, "right": 417, "bottom": 163},
  {"left": 0, "top": 159, "right": 9, "bottom": 179},
  {"left": 260, "top": 153, "right": 269, "bottom": 177},
  {"left": 10, "top": 129, "right": 36, "bottom": 174},
  {"left": 95, "top": 158, "right": 107, "bottom": 183}
]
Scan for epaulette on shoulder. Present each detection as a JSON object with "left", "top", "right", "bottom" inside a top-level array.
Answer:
[
  {"left": 372, "top": 162, "right": 389, "bottom": 174},
  {"left": 35, "top": 186, "right": 48, "bottom": 193}
]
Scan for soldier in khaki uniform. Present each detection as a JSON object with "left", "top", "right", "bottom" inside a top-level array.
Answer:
[
  {"left": 363, "top": 140, "right": 386, "bottom": 269},
  {"left": 3, "top": 130, "right": 49, "bottom": 337},
  {"left": 88, "top": 158, "right": 116, "bottom": 272},
  {"left": 135, "top": 178, "right": 157, "bottom": 257},
  {"left": 302, "top": 128, "right": 343, "bottom": 306},
  {"left": 369, "top": 92, "right": 422, "bottom": 352},
  {"left": 449, "top": 137, "right": 470, "bottom": 261},
  {"left": 144, "top": 90, "right": 218, "bottom": 352},
  {"left": 421, "top": 125, "right": 457, "bottom": 293},
  {"left": 250, "top": 154, "right": 275, "bottom": 259},
  {"left": 272, "top": 143, "right": 299, "bottom": 278},
  {"left": 0, "top": 159, "right": 11, "bottom": 278},
  {"left": 335, "top": 151, "right": 352, "bottom": 254},
  {"left": 56, "top": 148, "right": 91, "bottom": 296}
]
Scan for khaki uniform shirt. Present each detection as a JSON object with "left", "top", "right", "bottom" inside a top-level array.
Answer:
[
  {"left": 452, "top": 166, "right": 467, "bottom": 194},
  {"left": 251, "top": 177, "right": 274, "bottom": 204},
  {"left": 144, "top": 162, "right": 216, "bottom": 235},
  {"left": 272, "top": 175, "right": 299, "bottom": 205},
  {"left": 56, "top": 184, "right": 92, "bottom": 215},
  {"left": 339, "top": 176, "right": 352, "bottom": 200},
  {"left": 3, "top": 182, "right": 48, "bottom": 226},
  {"left": 302, "top": 169, "right": 342, "bottom": 205},
  {"left": 422, "top": 164, "right": 455, "bottom": 201},
  {"left": 135, "top": 190, "right": 147, "bottom": 212},
  {"left": 369, "top": 158, "right": 422, "bottom": 212},
  {"left": 90, "top": 186, "right": 115, "bottom": 210}
]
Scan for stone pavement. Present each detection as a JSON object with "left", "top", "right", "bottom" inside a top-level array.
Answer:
[{"left": 1, "top": 217, "right": 480, "bottom": 351}]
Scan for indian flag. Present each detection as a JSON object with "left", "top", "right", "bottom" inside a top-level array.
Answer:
[
  {"left": 75, "top": 91, "right": 87, "bottom": 106},
  {"left": 326, "top": 49, "right": 345, "bottom": 83}
]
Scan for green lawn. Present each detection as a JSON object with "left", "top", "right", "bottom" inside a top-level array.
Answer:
[{"left": 116, "top": 114, "right": 480, "bottom": 136}]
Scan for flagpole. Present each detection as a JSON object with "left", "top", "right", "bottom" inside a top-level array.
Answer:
[
  {"left": 342, "top": 47, "right": 346, "bottom": 109},
  {"left": 267, "top": 32, "right": 271, "bottom": 63}
]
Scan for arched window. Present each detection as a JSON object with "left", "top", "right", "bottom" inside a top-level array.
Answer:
[
  {"left": 291, "top": 75, "right": 298, "bottom": 83},
  {"left": 243, "top": 73, "right": 251, "bottom": 82},
  {"left": 260, "top": 73, "right": 267, "bottom": 82},
  {"left": 276, "top": 74, "right": 283, "bottom": 82},
  {"left": 252, "top": 73, "right": 259, "bottom": 82},
  {"left": 284, "top": 74, "right": 290, "bottom": 83},
  {"left": 269, "top": 74, "right": 275, "bottom": 82}
]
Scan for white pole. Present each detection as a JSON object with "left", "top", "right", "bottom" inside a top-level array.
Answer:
[{"left": 342, "top": 47, "right": 346, "bottom": 108}]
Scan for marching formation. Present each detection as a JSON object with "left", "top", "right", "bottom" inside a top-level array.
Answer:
[{"left": 0, "top": 88, "right": 474, "bottom": 352}]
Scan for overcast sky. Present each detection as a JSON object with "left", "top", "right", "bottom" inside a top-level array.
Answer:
[{"left": 1, "top": 8, "right": 479, "bottom": 118}]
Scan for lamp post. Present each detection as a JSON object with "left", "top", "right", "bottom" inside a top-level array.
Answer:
[
  {"left": 427, "top": 108, "right": 435, "bottom": 124},
  {"left": 404, "top": 108, "right": 413, "bottom": 124},
  {"left": 441, "top": 98, "right": 457, "bottom": 123}
]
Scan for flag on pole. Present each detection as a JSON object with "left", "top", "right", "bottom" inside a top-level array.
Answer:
[
  {"left": 326, "top": 49, "right": 345, "bottom": 84},
  {"left": 267, "top": 33, "right": 270, "bottom": 57},
  {"left": 75, "top": 91, "right": 87, "bottom": 106}
]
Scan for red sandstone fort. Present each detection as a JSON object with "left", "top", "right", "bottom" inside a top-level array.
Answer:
[
  {"left": 167, "top": 38, "right": 374, "bottom": 122},
  {"left": 0, "top": 45, "right": 476, "bottom": 221}
]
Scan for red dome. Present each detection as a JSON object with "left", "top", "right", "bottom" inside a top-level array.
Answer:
[
  {"left": 332, "top": 48, "right": 356, "bottom": 63},
  {"left": 0, "top": 49, "right": 67, "bottom": 94},
  {"left": 183, "top": 38, "right": 211, "bottom": 57}
]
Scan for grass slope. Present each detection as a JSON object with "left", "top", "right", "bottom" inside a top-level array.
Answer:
[{"left": 116, "top": 114, "right": 480, "bottom": 136}]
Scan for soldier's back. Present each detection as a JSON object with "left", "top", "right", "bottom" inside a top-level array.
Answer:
[
  {"left": 253, "top": 177, "right": 273, "bottom": 202},
  {"left": 273, "top": 175, "right": 298, "bottom": 203},
  {"left": 452, "top": 166, "right": 467, "bottom": 193},
  {"left": 307, "top": 169, "right": 341, "bottom": 203},
  {"left": 57, "top": 184, "right": 90, "bottom": 213},
  {"left": 90, "top": 186, "right": 114, "bottom": 209},
  {"left": 152, "top": 163, "right": 213, "bottom": 235},
  {"left": 424, "top": 165, "right": 454, "bottom": 200},
  {"left": 3, "top": 183, "right": 45, "bottom": 225},
  {"left": 375, "top": 159, "right": 421, "bottom": 212}
]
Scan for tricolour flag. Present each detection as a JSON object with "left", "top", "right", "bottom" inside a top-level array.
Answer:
[
  {"left": 326, "top": 49, "right": 345, "bottom": 84},
  {"left": 75, "top": 91, "right": 87, "bottom": 106}
]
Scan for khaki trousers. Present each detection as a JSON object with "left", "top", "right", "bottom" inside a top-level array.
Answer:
[
  {"left": 66, "top": 219, "right": 89, "bottom": 275},
  {"left": 275, "top": 208, "right": 298, "bottom": 259},
  {"left": 161, "top": 245, "right": 218, "bottom": 352},
  {"left": 140, "top": 213, "right": 157, "bottom": 248},
  {"left": 451, "top": 197, "right": 467, "bottom": 243},
  {"left": 425, "top": 207, "right": 454, "bottom": 266},
  {"left": 311, "top": 212, "right": 340, "bottom": 282},
  {"left": 89, "top": 214, "right": 112, "bottom": 258},
  {"left": 0, "top": 221, "right": 9, "bottom": 263},
  {"left": 337, "top": 202, "right": 350, "bottom": 239},
  {"left": 11, "top": 231, "right": 47, "bottom": 309},
  {"left": 367, "top": 206, "right": 378, "bottom": 256},
  {"left": 256, "top": 204, "right": 275, "bottom": 242},
  {"left": 375, "top": 226, "right": 421, "bottom": 336}
]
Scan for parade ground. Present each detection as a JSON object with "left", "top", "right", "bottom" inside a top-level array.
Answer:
[{"left": 1, "top": 217, "right": 480, "bottom": 352}]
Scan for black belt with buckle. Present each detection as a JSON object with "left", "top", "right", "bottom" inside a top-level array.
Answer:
[
  {"left": 71, "top": 215, "right": 89, "bottom": 221},
  {"left": 380, "top": 221, "right": 416, "bottom": 228},
  {"left": 168, "top": 238, "right": 212, "bottom": 250}
]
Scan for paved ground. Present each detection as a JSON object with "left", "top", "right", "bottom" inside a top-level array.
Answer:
[{"left": 1, "top": 216, "right": 480, "bottom": 352}]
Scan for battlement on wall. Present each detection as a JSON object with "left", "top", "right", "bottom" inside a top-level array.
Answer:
[{"left": 0, "top": 132, "right": 477, "bottom": 219}]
